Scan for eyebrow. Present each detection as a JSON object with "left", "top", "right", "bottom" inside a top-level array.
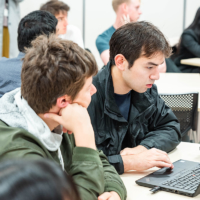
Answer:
[{"left": 146, "top": 61, "right": 164, "bottom": 66}]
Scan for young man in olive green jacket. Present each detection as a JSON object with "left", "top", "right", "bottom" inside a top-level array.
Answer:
[{"left": 0, "top": 35, "right": 126, "bottom": 200}]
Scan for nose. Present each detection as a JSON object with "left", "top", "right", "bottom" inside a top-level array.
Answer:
[
  {"left": 138, "top": 8, "right": 142, "bottom": 15},
  {"left": 150, "top": 67, "right": 160, "bottom": 81},
  {"left": 64, "top": 17, "right": 68, "bottom": 27},
  {"left": 90, "top": 84, "right": 97, "bottom": 96}
]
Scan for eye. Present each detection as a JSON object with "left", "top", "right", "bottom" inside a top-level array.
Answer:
[{"left": 147, "top": 67, "right": 153, "bottom": 69}]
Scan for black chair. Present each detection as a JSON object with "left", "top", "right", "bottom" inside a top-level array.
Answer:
[{"left": 160, "top": 93, "right": 198, "bottom": 142}]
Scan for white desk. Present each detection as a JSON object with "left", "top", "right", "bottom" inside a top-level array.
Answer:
[
  {"left": 120, "top": 142, "right": 200, "bottom": 200},
  {"left": 181, "top": 58, "right": 200, "bottom": 67},
  {"left": 155, "top": 73, "right": 200, "bottom": 111}
]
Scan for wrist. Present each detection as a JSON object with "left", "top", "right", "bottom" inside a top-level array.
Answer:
[
  {"left": 73, "top": 124, "right": 96, "bottom": 150},
  {"left": 121, "top": 154, "right": 135, "bottom": 172}
]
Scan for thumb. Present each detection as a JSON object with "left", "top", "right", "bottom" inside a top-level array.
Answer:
[
  {"left": 98, "top": 192, "right": 111, "bottom": 200},
  {"left": 44, "top": 113, "right": 62, "bottom": 124}
]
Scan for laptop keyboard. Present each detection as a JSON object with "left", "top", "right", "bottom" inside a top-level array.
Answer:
[{"left": 162, "top": 165, "right": 200, "bottom": 191}]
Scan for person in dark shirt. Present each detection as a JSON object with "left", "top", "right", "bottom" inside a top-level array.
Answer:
[
  {"left": 88, "top": 21, "right": 181, "bottom": 174},
  {"left": 0, "top": 10, "right": 57, "bottom": 98},
  {"left": 174, "top": 7, "right": 200, "bottom": 73}
]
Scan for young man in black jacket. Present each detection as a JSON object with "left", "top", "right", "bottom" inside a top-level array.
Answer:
[{"left": 88, "top": 21, "right": 181, "bottom": 175}]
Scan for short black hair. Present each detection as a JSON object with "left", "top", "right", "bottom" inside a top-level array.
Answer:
[
  {"left": 109, "top": 21, "right": 171, "bottom": 68},
  {"left": 0, "top": 159, "right": 80, "bottom": 200},
  {"left": 17, "top": 10, "right": 58, "bottom": 52}
]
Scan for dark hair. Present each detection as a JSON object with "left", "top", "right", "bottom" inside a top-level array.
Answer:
[
  {"left": 21, "top": 34, "right": 98, "bottom": 114},
  {"left": 17, "top": 10, "right": 57, "bottom": 52},
  {"left": 176, "top": 7, "right": 200, "bottom": 55},
  {"left": 40, "top": 0, "right": 70, "bottom": 16},
  {"left": 0, "top": 159, "right": 80, "bottom": 200},
  {"left": 109, "top": 21, "right": 171, "bottom": 68},
  {"left": 186, "top": 7, "right": 200, "bottom": 40}
]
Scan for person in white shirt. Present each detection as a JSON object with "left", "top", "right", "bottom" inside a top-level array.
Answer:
[{"left": 40, "top": 0, "right": 84, "bottom": 49}]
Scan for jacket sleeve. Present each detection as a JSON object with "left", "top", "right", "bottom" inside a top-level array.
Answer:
[
  {"left": 99, "top": 151, "right": 127, "bottom": 200},
  {"left": 139, "top": 88, "right": 181, "bottom": 152},
  {"left": 107, "top": 154, "right": 124, "bottom": 175},
  {"left": 69, "top": 147, "right": 105, "bottom": 200},
  {"left": 182, "top": 32, "right": 200, "bottom": 57}
]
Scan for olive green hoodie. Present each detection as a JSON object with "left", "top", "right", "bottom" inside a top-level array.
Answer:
[{"left": 0, "top": 89, "right": 127, "bottom": 200}]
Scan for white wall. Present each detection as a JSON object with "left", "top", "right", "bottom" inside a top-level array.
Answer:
[
  {"left": 185, "top": 0, "right": 200, "bottom": 28},
  {"left": 85, "top": 0, "right": 115, "bottom": 68},
  {"left": 19, "top": 0, "right": 200, "bottom": 68},
  {"left": 140, "top": 0, "right": 183, "bottom": 39}
]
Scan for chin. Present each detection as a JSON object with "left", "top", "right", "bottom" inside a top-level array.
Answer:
[{"left": 140, "top": 88, "right": 148, "bottom": 93}]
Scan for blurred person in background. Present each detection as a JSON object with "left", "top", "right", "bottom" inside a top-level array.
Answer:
[
  {"left": 0, "top": 10, "right": 57, "bottom": 98},
  {"left": 40, "top": 0, "right": 84, "bottom": 49},
  {"left": 96, "top": 0, "right": 142, "bottom": 66},
  {"left": 0, "top": 0, "right": 24, "bottom": 58},
  {"left": 0, "top": 159, "right": 80, "bottom": 200},
  {"left": 174, "top": 7, "right": 200, "bottom": 73},
  {"left": 96, "top": 0, "right": 179, "bottom": 73},
  {"left": 96, "top": 0, "right": 142, "bottom": 65}
]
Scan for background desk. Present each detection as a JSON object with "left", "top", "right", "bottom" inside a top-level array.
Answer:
[
  {"left": 120, "top": 142, "right": 200, "bottom": 200},
  {"left": 155, "top": 73, "right": 200, "bottom": 111},
  {"left": 181, "top": 58, "right": 200, "bottom": 67},
  {"left": 155, "top": 73, "right": 200, "bottom": 142}
]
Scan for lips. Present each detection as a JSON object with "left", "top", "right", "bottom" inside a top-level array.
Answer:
[{"left": 146, "top": 84, "right": 153, "bottom": 88}]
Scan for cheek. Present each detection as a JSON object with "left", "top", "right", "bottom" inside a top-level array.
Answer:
[{"left": 84, "top": 94, "right": 92, "bottom": 108}]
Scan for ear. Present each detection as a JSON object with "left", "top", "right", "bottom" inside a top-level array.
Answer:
[
  {"left": 121, "top": 2, "right": 128, "bottom": 13},
  {"left": 56, "top": 95, "right": 71, "bottom": 108},
  {"left": 114, "top": 54, "right": 126, "bottom": 71}
]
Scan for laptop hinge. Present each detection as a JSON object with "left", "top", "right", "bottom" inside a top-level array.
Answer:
[{"left": 194, "top": 183, "right": 200, "bottom": 197}]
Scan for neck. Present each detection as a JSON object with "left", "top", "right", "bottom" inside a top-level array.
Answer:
[
  {"left": 111, "top": 65, "right": 131, "bottom": 94},
  {"left": 113, "top": 14, "right": 124, "bottom": 29},
  {"left": 38, "top": 107, "right": 60, "bottom": 131}
]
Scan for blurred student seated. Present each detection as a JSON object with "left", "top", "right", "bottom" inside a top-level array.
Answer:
[
  {"left": 0, "top": 10, "right": 57, "bottom": 98},
  {"left": 174, "top": 7, "right": 200, "bottom": 73},
  {"left": 95, "top": 0, "right": 177, "bottom": 73},
  {"left": 0, "top": 34, "right": 126, "bottom": 200},
  {"left": 0, "top": 159, "right": 80, "bottom": 200},
  {"left": 96, "top": 0, "right": 142, "bottom": 66},
  {"left": 40, "top": 0, "right": 84, "bottom": 49}
]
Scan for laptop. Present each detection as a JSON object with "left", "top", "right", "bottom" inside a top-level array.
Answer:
[{"left": 136, "top": 159, "right": 200, "bottom": 197}]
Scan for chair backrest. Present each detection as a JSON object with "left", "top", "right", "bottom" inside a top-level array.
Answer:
[{"left": 160, "top": 93, "right": 198, "bottom": 137}]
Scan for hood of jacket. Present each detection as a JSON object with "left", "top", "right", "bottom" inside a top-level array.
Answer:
[{"left": 0, "top": 88, "right": 63, "bottom": 152}]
